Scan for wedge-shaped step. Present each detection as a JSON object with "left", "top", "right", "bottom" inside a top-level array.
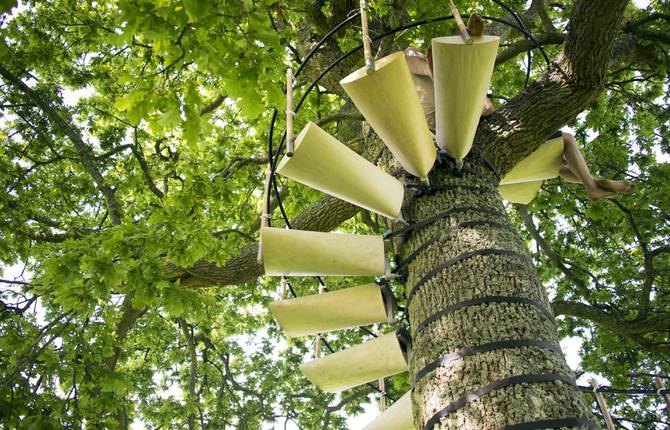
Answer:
[
  {"left": 362, "top": 391, "right": 414, "bottom": 430},
  {"left": 269, "top": 283, "right": 395, "bottom": 337},
  {"left": 432, "top": 35, "right": 500, "bottom": 161},
  {"left": 340, "top": 52, "right": 436, "bottom": 178},
  {"left": 498, "top": 134, "right": 564, "bottom": 204},
  {"left": 499, "top": 134, "right": 564, "bottom": 185},
  {"left": 261, "top": 227, "right": 385, "bottom": 276},
  {"left": 300, "top": 328, "right": 410, "bottom": 393},
  {"left": 499, "top": 180, "right": 543, "bottom": 204},
  {"left": 276, "top": 122, "right": 404, "bottom": 219}
]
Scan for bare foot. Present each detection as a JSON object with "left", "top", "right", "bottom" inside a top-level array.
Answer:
[
  {"left": 481, "top": 98, "right": 495, "bottom": 117},
  {"left": 587, "top": 187, "right": 618, "bottom": 202},
  {"left": 596, "top": 179, "right": 635, "bottom": 194}
]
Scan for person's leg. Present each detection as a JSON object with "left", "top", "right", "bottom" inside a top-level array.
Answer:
[
  {"left": 558, "top": 165, "right": 582, "bottom": 184},
  {"left": 560, "top": 132, "right": 634, "bottom": 201}
]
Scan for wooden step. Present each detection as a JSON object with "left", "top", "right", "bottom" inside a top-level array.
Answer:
[
  {"left": 500, "top": 135, "right": 564, "bottom": 185},
  {"left": 432, "top": 35, "right": 500, "bottom": 162},
  {"left": 499, "top": 180, "right": 544, "bottom": 204},
  {"left": 300, "top": 328, "right": 410, "bottom": 393},
  {"left": 276, "top": 122, "right": 404, "bottom": 219},
  {"left": 362, "top": 391, "right": 414, "bottom": 430},
  {"left": 269, "top": 283, "right": 395, "bottom": 337},
  {"left": 340, "top": 52, "right": 436, "bottom": 178},
  {"left": 261, "top": 227, "right": 385, "bottom": 276}
]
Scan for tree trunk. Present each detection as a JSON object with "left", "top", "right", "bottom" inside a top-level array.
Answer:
[{"left": 402, "top": 157, "right": 595, "bottom": 429}]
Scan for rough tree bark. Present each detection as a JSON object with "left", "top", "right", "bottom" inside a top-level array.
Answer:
[
  {"left": 403, "top": 0, "right": 629, "bottom": 427},
  {"left": 403, "top": 162, "right": 593, "bottom": 428}
]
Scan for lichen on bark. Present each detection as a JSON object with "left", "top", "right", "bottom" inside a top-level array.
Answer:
[{"left": 401, "top": 160, "right": 595, "bottom": 429}]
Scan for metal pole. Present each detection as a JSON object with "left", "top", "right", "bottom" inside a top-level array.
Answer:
[
  {"left": 314, "top": 283, "right": 327, "bottom": 358},
  {"left": 257, "top": 166, "right": 272, "bottom": 263}
]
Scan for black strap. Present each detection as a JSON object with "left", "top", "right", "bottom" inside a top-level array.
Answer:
[
  {"left": 413, "top": 339, "right": 562, "bottom": 386},
  {"left": 423, "top": 373, "right": 576, "bottom": 430},
  {"left": 436, "top": 149, "right": 501, "bottom": 185},
  {"left": 481, "top": 157, "right": 502, "bottom": 182},
  {"left": 406, "top": 249, "right": 534, "bottom": 307},
  {"left": 549, "top": 129, "right": 563, "bottom": 140},
  {"left": 396, "top": 233, "right": 442, "bottom": 272},
  {"left": 409, "top": 183, "right": 495, "bottom": 197},
  {"left": 414, "top": 295, "right": 555, "bottom": 336},
  {"left": 500, "top": 417, "right": 599, "bottom": 430},
  {"left": 395, "top": 220, "right": 517, "bottom": 273},
  {"left": 385, "top": 206, "right": 507, "bottom": 239}
]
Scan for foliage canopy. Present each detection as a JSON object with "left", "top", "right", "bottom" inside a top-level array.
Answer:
[{"left": 0, "top": 0, "right": 668, "bottom": 428}]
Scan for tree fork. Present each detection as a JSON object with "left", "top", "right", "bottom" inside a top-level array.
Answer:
[{"left": 402, "top": 160, "right": 595, "bottom": 429}]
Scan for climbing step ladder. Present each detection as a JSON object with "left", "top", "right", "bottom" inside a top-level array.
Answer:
[
  {"left": 499, "top": 133, "right": 564, "bottom": 204},
  {"left": 299, "top": 328, "right": 411, "bottom": 393},
  {"left": 268, "top": 283, "right": 395, "bottom": 337}
]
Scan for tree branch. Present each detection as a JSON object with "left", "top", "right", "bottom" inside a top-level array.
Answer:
[
  {"left": 170, "top": 195, "right": 359, "bottom": 287},
  {"left": 495, "top": 32, "right": 565, "bottom": 65},
  {"left": 533, "top": 0, "right": 557, "bottom": 32},
  {"left": 609, "top": 200, "right": 655, "bottom": 320},
  {"left": 105, "top": 293, "right": 148, "bottom": 371},
  {"left": 479, "top": 0, "right": 629, "bottom": 175},
  {"left": 518, "top": 205, "right": 593, "bottom": 300},
  {"left": 315, "top": 111, "right": 365, "bottom": 127},
  {"left": 26, "top": 229, "right": 70, "bottom": 243},
  {"left": 200, "top": 94, "right": 227, "bottom": 115},
  {"left": 178, "top": 319, "right": 198, "bottom": 430},
  {"left": 0, "top": 65, "right": 123, "bottom": 225},
  {"left": 219, "top": 155, "right": 268, "bottom": 180},
  {"left": 132, "top": 127, "right": 164, "bottom": 198},
  {"left": 552, "top": 300, "right": 670, "bottom": 350}
]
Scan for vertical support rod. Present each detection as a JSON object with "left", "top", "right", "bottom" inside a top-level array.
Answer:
[
  {"left": 315, "top": 283, "right": 327, "bottom": 358},
  {"left": 360, "top": 0, "right": 375, "bottom": 74},
  {"left": 314, "top": 334, "right": 321, "bottom": 358},
  {"left": 286, "top": 67, "right": 295, "bottom": 156},
  {"left": 449, "top": 0, "right": 472, "bottom": 45},
  {"left": 377, "top": 326, "right": 386, "bottom": 412},
  {"left": 655, "top": 377, "right": 670, "bottom": 419},
  {"left": 257, "top": 166, "right": 272, "bottom": 263},
  {"left": 279, "top": 276, "right": 287, "bottom": 301},
  {"left": 589, "top": 378, "right": 615, "bottom": 430},
  {"left": 378, "top": 377, "right": 386, "bottom": 411}
]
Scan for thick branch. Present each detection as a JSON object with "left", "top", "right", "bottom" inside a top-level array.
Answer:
[
  {"left": 534, "top": 0, "right": 557, "bottom": 32},
  {"left": 610, "top": 200, "right": 655, "bottom": 319},
  {"left": 26, "top": 229, "right": 70, "bottom": 243},
  {"left": 179, "top": 319, "right": 198, "bottom": 430},
  {"left": 105, "top": 293, "right": 148, "bottom": 371},
  {"left": 200, "top": 95, "right": 227, "bottom": 115},
  {"left": 553, "top": 300, "right": 670, "bottom": 351},
  {"left": 220, "top": 156, "right": 268, "bottom": 180},
  {"left": 315, "top": 111, "right": 365, "bottom": 127},
  {"left": 479, "top": 0, "right": 629, "bottom": 175},
  {"left": 132, "top": 127, "right": 164, "bottom": 198},
  {"left": 0, "top": 65, "right": 123, "bottom": 225},
  {"left": 495, "top": 32, "right": 565, "bottom": 65},
  {"left": 173, "top": 195, "right": 359, "bottom": 287}
]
